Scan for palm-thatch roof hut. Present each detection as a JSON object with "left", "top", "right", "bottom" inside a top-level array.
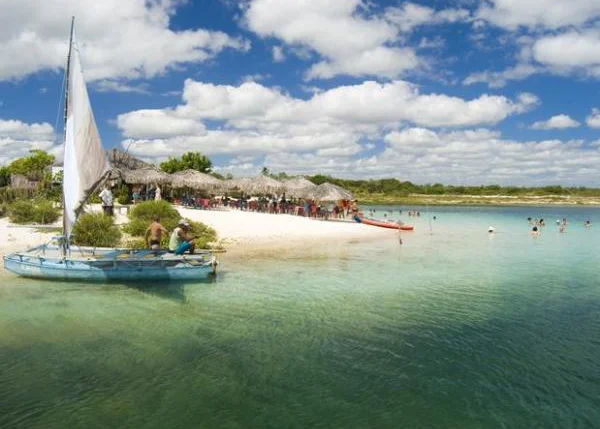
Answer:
[
  {"left": 310, "top": 182, "right": 353, "bottom": 201},
  {"left": 170, "top": 169, "right": 222, "bottom": 190},
  {"left": 106, "top": 148, "right": 152, "bottom": 170},
  {"left": 225, "top": 175, "right": 284, "bottom": 195},
  {"left": 119, "top": 167, "right": 171, "bottom": 185},
  {"left": 283, "top": 176, "right": 317, "bottom": 198}
]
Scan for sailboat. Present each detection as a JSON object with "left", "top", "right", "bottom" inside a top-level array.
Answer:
[{"left": 3, "top": 19, "right": 217, "bottom": 281}]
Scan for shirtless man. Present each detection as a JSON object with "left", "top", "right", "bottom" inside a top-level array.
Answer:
[{"left": 145, "top": 215, "right": 168, "bottom": 250}]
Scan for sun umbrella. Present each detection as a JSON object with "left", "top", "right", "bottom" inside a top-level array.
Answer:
[
  {"left": 283, "top": 176, "right": 317, "bottom": 198},
  {"left": 170, "top": 169, "right": 222, "bottom": 190},
  {"left": 118, "top": 167, "right": 171, "bottom": 185},
  {"left": 225, "top": 175, "right": 284, "bottom": 195},
  {"left": 310, "top": 182, "right": 353, "bottom": 201}
]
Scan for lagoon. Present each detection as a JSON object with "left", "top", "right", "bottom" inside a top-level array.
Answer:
[{"left": 1, "top": 206, "right": 599, "bottom": 428}]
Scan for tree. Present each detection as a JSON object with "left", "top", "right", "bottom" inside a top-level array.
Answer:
[
  {"left": 8, "top": 150, "right": 55, "bottom": 181},
  {"left": 159, "top": 152, "right": 212, "bottom": 174}
]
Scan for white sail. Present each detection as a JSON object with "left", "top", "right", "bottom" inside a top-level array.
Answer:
[{"left": 63, "top": 30, "right": 109, "bottom": 239}]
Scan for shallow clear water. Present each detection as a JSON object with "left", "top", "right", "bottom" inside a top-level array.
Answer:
[{"left": 1, "top": 206, "right": 599, "bottom": 428}]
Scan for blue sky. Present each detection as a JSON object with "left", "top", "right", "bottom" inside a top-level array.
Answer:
[{"left": 0, "top": 0, "right": 599, "bottom": 185}]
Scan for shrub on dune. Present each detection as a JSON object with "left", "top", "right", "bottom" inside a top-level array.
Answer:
[
  {"left": 122, "top": 200, "right": 180, "bottom": 236},
  {"left": 122, "top": 200, "right": 217, "bottom": 249},
  {"left": 8, "top": 199, "right": 59, "bottom": 224},
  {"left": 72, "top": 213, "right": 121, "bottom": 247}
]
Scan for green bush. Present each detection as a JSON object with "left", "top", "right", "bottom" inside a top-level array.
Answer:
[
  {"left": 188, "top": 219, "right": 217, "bottom": 249},
  {"left": 115, "top": 185, "right": 130, "bottom": 205},
  {"left": 72, "top": 213, "right": 121, "bottom": 247},
  {"left": 7, "top": 199, "right": 60, "bottom": 224},
  {"left": 123, "top": 200, "right": 181, "bottom": 236},
  {"left": 88, "top": 193, "right": 101, "bottom": 204},
  {"left": 121, "top": 200, "right": 218, "bottom": 249},
  {"left": 0, "top": 187, "right": 37, "bottom": 204}
]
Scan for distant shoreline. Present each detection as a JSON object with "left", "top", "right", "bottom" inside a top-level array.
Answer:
[{"left": 357, "top": 194, "right": 600, "bottom": 207}]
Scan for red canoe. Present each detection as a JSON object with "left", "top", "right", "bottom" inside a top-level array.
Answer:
[{"left": 353, "top": 216, "right": 414, "bottom": 231}]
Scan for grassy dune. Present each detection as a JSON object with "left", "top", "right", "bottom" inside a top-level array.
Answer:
[{"left": 356, "top": 193, "right": 600, "bottom": 206}]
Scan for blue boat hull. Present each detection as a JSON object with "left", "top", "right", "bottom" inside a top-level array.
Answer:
[{"left": 3, "top": 248, "right": 217, "bottom": 282}]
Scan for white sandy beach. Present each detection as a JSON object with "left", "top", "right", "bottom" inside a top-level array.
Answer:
[
  {"left": 176, "top": 207, "right": 393, "bottom": 247},
  {"left": 0, "top": 205, "right": 395, "bottom": 257}
]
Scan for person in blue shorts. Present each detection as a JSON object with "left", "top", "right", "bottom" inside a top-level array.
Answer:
[{"left": 169, "top": 219, "right": 196, "bottom": 255}]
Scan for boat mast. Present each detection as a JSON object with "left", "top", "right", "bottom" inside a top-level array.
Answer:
[{"left": 62, "top": 16, "right": 75, "bottom": 254}]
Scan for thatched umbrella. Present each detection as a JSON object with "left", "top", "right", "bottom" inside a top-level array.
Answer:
[
  {"left": 283, "top": 176, "right": 317, "bottom": 198},
  {"left": 119, "top": 167, "right": 171, "bottom": 185},
  {"left": 170, "top": 169, "right": 222, "bottom": 190},
  {"left": 225, "top": 175, "right": 284, "bottom": 195},
  {"left": 310, "top": 182, "right": 353, "bottom": 201}
]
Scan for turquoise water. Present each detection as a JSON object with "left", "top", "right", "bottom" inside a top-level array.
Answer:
[{"left": 1, "top": 206, "right": 599, "bottom": 428}]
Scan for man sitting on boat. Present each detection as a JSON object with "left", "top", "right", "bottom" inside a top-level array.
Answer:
[
  {"left": 169, "top": 219, "right": 196, "bottom": 255},
  {"left": 145, "top": 215, "right": 168, "bottom": 250}
]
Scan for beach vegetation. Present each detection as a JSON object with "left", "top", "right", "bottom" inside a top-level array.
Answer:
[
  {"left": 289, "top": 174, "right": 600, "bottom": 203},
  {"left": 0, "top": 187, "right": 36, "bottom": 204},
  {"left": 188, "top": 219, "right": 217, "bottom": 249},
  {"left": 159, "top": 151, "right": 212, "bottom": 174},
  {"left": 7, "top": 199, "right": 59, "bottom": 224},
  {"left": 0, "top": 166, "right": 11, "bottom": 187},
  {"left": 115, "top": 184, "right": 130, "bottom": 205},
  {"left": 72, "top": 213, "right": 121, "bottom": 247},
  {"left": 122, "top": 200, "right": 217, "bottom": 248},
  {"left": 8, "top": 150, "right": 55, "bottom": 181},
  {"left": 123, "top": 200, "right": 181, "bottom": 236}
]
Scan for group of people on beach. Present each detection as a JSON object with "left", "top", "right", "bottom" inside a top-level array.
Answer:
[{"left": 145, "top": 216, "right": 196, "bottom": 255}]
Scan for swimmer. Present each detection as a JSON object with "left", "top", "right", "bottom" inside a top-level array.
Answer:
[
  {"left": 530, "top": 225, "right": 540, "bottom": 237},
  {"left": 488, "top": 226, "right": 495, "bottom": 233},
  {"left": 584, "top": 220, "right": 591, "bottom": 228}
]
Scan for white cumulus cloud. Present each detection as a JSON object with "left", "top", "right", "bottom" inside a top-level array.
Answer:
[
  {"left": 251, "top": 128, "right": 600, "bottom": 185},
  {"left": 0, "top": 119, "right": 58, "bottom": 165},
  {"left": 272, "top": 46, "right": 285, "bottom": 63},
  {"left": 0, "top": 0, "right": 249, "bottom": 82},
  {"left": 385, "top": 2, "right": 470, "bottom": 33},
  {"left": 587, "top": 108, "right": 600, "bottom": 128},
  {"left": 476, "top": 0, "right": 600, "bottom": 30},
  {"left": 116, "top": 79, "right": 542, "bottom": 182},
  {"left": 531, "top": 114, "right": 581, "bottom": 130},
  {"left": 244, "top": 0, "right": 419, "bottom": 80},
  {"left": 532, "top": 30, "right": 600, "bottom": 76}
]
